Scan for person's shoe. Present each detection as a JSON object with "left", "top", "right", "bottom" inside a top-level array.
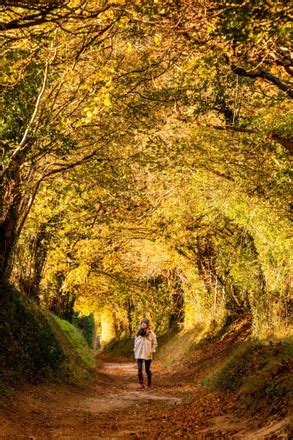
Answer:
[{"left": 138, "top": 372, "right": 145, "bottom": 389}]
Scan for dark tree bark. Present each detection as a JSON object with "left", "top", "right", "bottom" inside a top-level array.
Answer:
[
  {"left": 48, "top": 272, "right": 76, "bottom": 322},
  {"left": 231, "top": 65, "right": 293, "bottom": 99},
  {"left": 126, "top": 297, "right": 135, "bottom": 335},
  {"left": 18, "top": 221, "right": 50, "bottom": 300},
  {"left": 0, "top": 171, "right": 22, "bottom": 283},
  {"left": 168, "top": 270, "right": 184, "bottom": 330}
]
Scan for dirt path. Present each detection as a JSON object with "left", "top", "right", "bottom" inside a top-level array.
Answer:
[{"left": 0, "top": 361, "right": 289, "bottom": 439}]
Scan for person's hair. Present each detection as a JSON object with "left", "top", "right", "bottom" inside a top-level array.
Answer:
[{"left": 136, "top": 319, "right": 150, "bottom": 337}]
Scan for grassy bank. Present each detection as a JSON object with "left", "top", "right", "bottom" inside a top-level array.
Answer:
[
  {"left": 156, "top": 316, "right": 292, "bottom": 425},
  {"left": 201, "top": 336, "right": 292, "bottom": 420},
  {"left": 47, "top": 314, "right": 97, "bottom": 384},
  {"left": 0, "top": 285, "right": 96, "bottom": 397}
]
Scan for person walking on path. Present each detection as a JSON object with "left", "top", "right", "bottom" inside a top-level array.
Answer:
[{"left": 134, "top": 319, "right": 157, "bottom": 389}]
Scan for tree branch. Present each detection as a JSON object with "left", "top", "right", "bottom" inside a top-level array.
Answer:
[
  {"left": 232, "top": 65, "right": 293, "bottom": 99},
  {"left": 205, "top": 124, "right": 293, "bottom": 154},
  {"left": 1, "top": 61, "right": 49, "bottom": 180}
]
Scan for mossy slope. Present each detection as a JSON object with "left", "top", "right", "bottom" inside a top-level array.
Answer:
[{"left": 0, "top": 285, "right": 96, "bottom": 396}]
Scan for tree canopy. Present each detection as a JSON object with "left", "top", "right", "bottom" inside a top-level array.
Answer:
[{"left": 1, "top": 0, "right": 291, "bottom": 339}]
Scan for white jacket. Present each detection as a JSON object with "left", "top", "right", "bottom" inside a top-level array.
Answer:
[{"left": 134, "top": 330, "right": 158, "bottom": 360}]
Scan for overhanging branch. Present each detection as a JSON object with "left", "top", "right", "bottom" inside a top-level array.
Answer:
[{"left": 232, "top": 65, "right": 293, "bottom": 99}]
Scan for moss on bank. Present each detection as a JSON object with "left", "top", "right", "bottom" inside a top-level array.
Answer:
[
  {"left": 155, "top": 315, "right": 291, "bottom": 421},
  {"left": 0, "top": 285, "right": 96, "bottom": 396},
  {"left": 48, "top": 314, "right": 97, "bottom": 383},
  {"left": 201, "top": 337, "right": 292, "bottom": 418}
]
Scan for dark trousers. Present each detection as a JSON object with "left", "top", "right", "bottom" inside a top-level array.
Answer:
[{"left": 137, "top": 359, "right": 152, "bottom": 386}]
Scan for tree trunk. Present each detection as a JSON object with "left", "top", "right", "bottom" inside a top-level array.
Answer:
[
  {"left": 126, "top": 297, "right": 135, "bottom": 335},
  {"left": 18, "top": 221, "right": 51, "bottom": 300},
  {"left": 0, "top": 172, "right": 22, "bottom": 283},
  {"left": 168, "top": 270, "right": 184, "bottom": 330}
]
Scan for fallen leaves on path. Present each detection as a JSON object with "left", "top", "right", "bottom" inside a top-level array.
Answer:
[{"left": 0, "top": 355, "right": 290, "bottom": 439}]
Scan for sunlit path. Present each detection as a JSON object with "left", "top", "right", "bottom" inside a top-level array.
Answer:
[
  {"left": 0, "top": 356, "right": 289, "bottom": 439},
  {"left": 0, "top": 361, "right": 193, "bottom": 439}
]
